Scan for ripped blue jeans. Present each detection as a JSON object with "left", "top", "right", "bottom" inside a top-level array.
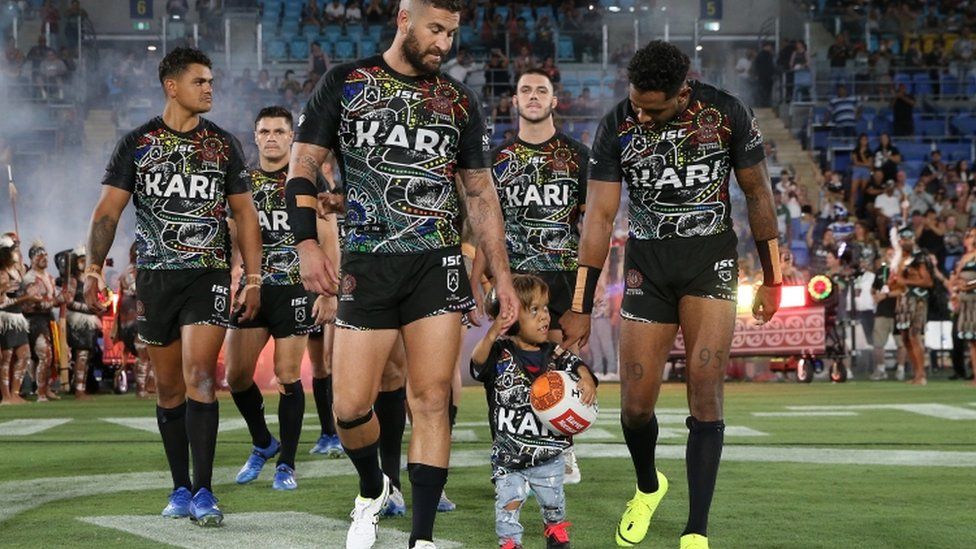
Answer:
[{"left": 494, "top": 454, "right": 566, "bottom": 545}]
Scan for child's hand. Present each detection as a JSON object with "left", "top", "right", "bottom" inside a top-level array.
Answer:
[{"left": 577, "top": 368, "right": 597, "bottom": 405}]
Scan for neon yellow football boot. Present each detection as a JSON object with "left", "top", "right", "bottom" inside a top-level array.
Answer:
[
  {"left": 614, "top": 470, "right": 669, "bottom": 547},
  {"left": 679, "top": 533, "right": 709, "bottom": 549}
]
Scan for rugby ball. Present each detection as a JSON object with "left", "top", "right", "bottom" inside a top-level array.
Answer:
[{"left": 530, "top": 370, "right": 598, "bottom": 436}]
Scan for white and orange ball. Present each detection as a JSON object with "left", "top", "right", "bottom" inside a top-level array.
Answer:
[{"left": 530, "top": 370, "right": 598, "bottom": 436}]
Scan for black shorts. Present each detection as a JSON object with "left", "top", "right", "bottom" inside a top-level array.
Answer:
[
  {"left": 231, "top": 284, "right": 318, "bottom": 338},
  {"left": 513, "top": 270, "right": 575, "bottom": 330},
  {"left": 27, "top": 313, "right": 53, "bottom": 344},
  {"left": 0, "top": 313, "right": 29, "bottom": 349},
  {"left": 337, "top": 247, "right": 475, "bottom": 330},
  {"left": 621, "top": 231, "right": 738, "bottom": 324},
  {"left": 136, "top": 269, "right": 231, "bottom": 346}
]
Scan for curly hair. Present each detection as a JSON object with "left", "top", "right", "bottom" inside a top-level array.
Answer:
[
  {"left": 627, "top": 40, "right": 690, "bottom": 97},
  {"left": 158, "top": 47, "right": 212, "bottom": 86}
]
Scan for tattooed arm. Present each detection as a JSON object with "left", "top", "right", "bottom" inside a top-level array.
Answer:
[
  {"left": 736, "top": 160, "right": 782, "bottom": 321},
  {"left": 84, "top": 186, "right": 132, "bottom": 313},
  {"left": 458, "top": 167, "right": 516, "bottom": 331},
  {"left": 288, "top": 142, "right": 340, "bottom": 295}
]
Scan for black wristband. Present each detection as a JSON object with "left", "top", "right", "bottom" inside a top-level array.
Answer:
[
  {"left": 285, "top": 177, "right": 319, "bottom": 243},
  {"left": 571, "top": 265, "right": 602, "bottom": 314},
  {"left": 755, "top": 238, "right": 783, "bottom": 287}
]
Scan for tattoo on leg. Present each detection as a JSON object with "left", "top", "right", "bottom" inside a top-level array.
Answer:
[
  {"left": 698, "top": 348, "right": 711, "bottom": 368},
  {"left": 626, "top": 362, "right": 644, "bottom": 381}
]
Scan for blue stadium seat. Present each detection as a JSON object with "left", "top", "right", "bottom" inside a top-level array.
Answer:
[
  {"left": 941, "top": 74, "right": 960, "bottom": 96},
  {"left": 967, "top": 76, "right": 976, "bottom": 96},
  {"left": 334, "top": 39, "right": 356, "bottom": 60},
  {"left": 902, "top": 160, "right": 925, "bottom": 179},
  {"left": 918, "top": 119, "right": 946, "bottom": 138},
  {"left": 266, "top": 39, "right": 288, "bottom": 61},
  {"left": 557, "top": 36, "right": 575, "bottom": 61},
  {"left": 912, "top": 73, "right": 933, "bottom": 96},
  {"left": 302, "top": 26, "right": 318, "bottom": 41},
  {"left": 346, "top": 25, "right": 363, "bottom": 42},
  {"left": 459, "top": 25, "right": 476, "bottom": 46},
  {"left": 281, "top": 19, "right": 300, "bottom": 37},
  {"left": 367, "top": 24, "right": 384, "bottom": 42},
  {"left": 536, "top": 6, "right": 555, "bottom": 22},
  {"left": 290, "top": 38, "right": 309, "bottom": 60},
  {"left": 900, "top": 142, "right": 934, "bottom": 161},
  {"left": 322, "top": 25, "right": 342, "bottom": 43},
  {"left": 952, "top": 115, "right": 976, "bottom": 135},
  {"left": 860, "top": 105, "right": 876, "bottom": 120},
  {"left": 872, "top": 117, "right": 892, "bottom": 135},
  {"left": 940, "top": 142, "right": 973, "bottom": 162},
  {"left": 893, "top": 72, "right": 912, "bottom": 93},
  {"left": 360, "top": 40, "right": 377, "bottom": 57},
  {"left": 495, "top": 6, "right": 510, "bottom": 20}
]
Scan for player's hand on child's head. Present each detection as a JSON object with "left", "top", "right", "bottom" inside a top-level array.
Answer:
[{"left": 316, "top": 191, "right": 345, "bottom": 217}]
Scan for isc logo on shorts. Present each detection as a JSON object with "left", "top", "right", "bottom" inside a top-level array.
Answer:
[
  {"left": 212, "top": 284, "right": 229, "bottom": 313},
  {"left": 714, "top": 259, "right": 735, "bottom": 283},
  {"left": 442, "top": 255, "right": 462, "bottom": 267}
]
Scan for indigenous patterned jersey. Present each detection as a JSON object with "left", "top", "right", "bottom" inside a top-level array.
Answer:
[
  {"left": 471, "top": 340, "right": 588, "bottom": 479},
  {"left": 101, "top": 117, "right": 251, "bottom": 270},
  {"left": 296, "top": 55, "right": 490, "bottom": 254},
  {"left": 247, "top": 167, "right": 326, "bottom": 285},
  {"left": 491, "top": 133, "right": 589, "bottom": 272},
  {"left": 589, "top": 81, "right": 765, "bottom": 240}
]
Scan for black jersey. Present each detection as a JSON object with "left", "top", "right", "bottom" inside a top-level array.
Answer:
[
  {"left": 247, "top": 167, "right": 326, "bottom": 286},
  {"left": 101, "top": 117, "right": 251, "bottom": 270},
  {"left": 296, "top": 55, "right": 490, "bottom": 254},
  {"left": 491, "top": 133, "right": 589, "bottom": 272},
  {"left": 589, "top": 81, "right": 765, "bottom": 241},
  {"left": 471, "top": 340, "right": 590, "bottom": 479},
  {"left": 903, "top": 250, "right": 933, "bottom": 299}
]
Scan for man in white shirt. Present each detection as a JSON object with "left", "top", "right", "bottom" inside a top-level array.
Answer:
[
  {"left": 323, "top": 0, "right": 345, "bottom": 23},
  {"left": 874, "top": 180, "right": 902, "bottom": 237}
]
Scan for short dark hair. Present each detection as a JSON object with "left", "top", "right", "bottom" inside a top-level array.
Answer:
[
  {"left": 517, "top": 68, "right": 554, "bottom": 89},
  {"left": 412, "top": 0, "right": 463, "bottom": 12},
  {"left": 158, "top": 47, "right": 212, "bottom": 86},
  {"left": 627, "top": 40, "right": 689, "bottom": 97},
  {"left": 254, "top": 106, "right": 293, "bottom": 129}
]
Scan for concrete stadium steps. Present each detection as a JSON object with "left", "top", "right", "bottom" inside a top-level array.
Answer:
[
  {"left": 754, "top": 108, "right": 820, "bottom": 199},
  {"left": 83, "top": 109, "right": 116, "bottom": 157}
]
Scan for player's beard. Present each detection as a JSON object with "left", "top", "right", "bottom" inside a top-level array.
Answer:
[
  {"left": 402, "top": 27, "right": 443, "bottom": 75},
  {"left": 517, "top": 103, "right": 554, "bottom": 124}
]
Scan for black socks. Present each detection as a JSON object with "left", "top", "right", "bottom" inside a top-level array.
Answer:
[{"left": 621, "top": 414, "right": 660, "bottom": 493}]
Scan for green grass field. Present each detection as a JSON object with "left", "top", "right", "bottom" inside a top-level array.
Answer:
[{"left": 1, "top": 379, "right": 975, "bottom": 548}]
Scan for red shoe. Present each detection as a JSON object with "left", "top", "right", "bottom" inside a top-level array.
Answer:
[
  {"left": 500, "top": 539, "right": 523, "bottom": 549},
  {"left": 544, "top": 521, "right": 572, "bottom": 548}
]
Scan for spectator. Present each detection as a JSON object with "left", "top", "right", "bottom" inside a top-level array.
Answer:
[
  {"left": 442, "top": 47, "right": 476, "bottom": 84},
  {"left": 539, "top": 56, "right": 560, "bottom": 86},
  {"left": 534, "top": 17, "right": 555, "bottom": 60},
  {"left": 301, "top": 0, "right": 321, "bottom": 29},
  {"left": 827, "top": 32, "right": 852, "bottom": 81},
  {"left": 920, "top": 150, "right": 948, "bottom": 195},
  {"left": 36, "top": 48, "right": 66, "bottom": 99},
  {"left": 852, "top": 253, "right": 877, "bottom": 375},
  {"left": 874, "top": 132, "right": 901, "bottom": 182},
  {"left": 850, "top": 220, "right": 880, "bottom": 269},
  {"left": 851, "top": 133, "right": 873, "bottom": 213},
  {"left": 576, "top": 87, "right": 599, "bottom": 116},
  {"left": 554, "top": 88, "right": 574, "bottom": 116},
  {"left": 364, "top": 0, "right": 385, "bottom": 25},
  {"left": 25, "top": 34, "right": 53, "bottom": 73},
  {"left": 781, "top": 250, "right": 806, "bottom": 284},
  {"left": 809, "top": 227, "right": 838, "bottom": 275},
  {"left": 918, "top": 209, "right": 946, "bottom": 262},
  {"left": 512, "top": 44, "right": 536, "bottom": 78},
  {"left": 908, "top": 180, "right": 936, "bottom": 216},
  {"left": 891, "top": 83, "right": 915, "bottom": 136},
  {"left": 751, "top": 41, "right": 776, "bottom": 107},
  {"left": 278, "top": 69, "right": 301, "bottom": 95},
  {"left": 943, "top": 215, "right": 965, "bottom": 272},
  {"left": 255, "top": 68, "right": 272, "bottom": 91},
  {"left": 952, "top": 159, "right": 975, "bottom": 196},
  {"left": 492, "top": 93, "right": 513, "bottom": 123},
  {"left": 870, "top": 247, "right": 903, "bottom": 380},
  {"left": 307, "top": 41, "right": 329, "bottom": 80},
  {"left": 345, "top": 0, "right": 362, "bottom": 25},
  {"left": 323, "top": 0, "right": 345, "bottom": 24},
  {"left": 862, "top": 167, "right": 887, "bottom": 219},
  {"left": 871, "top": 41, "right": 894, "bottom": 100},
  {"left": 874, "top": 179, "right": 903, "bottom": 239},
  {"left": 63, "top": 0, "right": 89, "bottom": 48},
  {"left": 735, "top": 49, "right": 754, "bottom": 99},
  {"left": 2, "top": 35, "right": 23, "bottom": 79},
  {"left": 829, "top": 84, "right": 858, "bottom": 136},
  {"left": 235, "top": 67, "right": 256, "bottom": 94},
  {"left": 165, "top": 0, "right": 188, "bottom": 18},
  {"left": 775, "top": 192, "right": 792, "bottom": 244},
  {"left": 951, "top": 27, "right": 973, "bottom": 79},
  {"left": 40, "top": 0, "right": 60, "bottom": 34},
  {"left": 484, "top": 48, "right": 510, "bottom": 98}
]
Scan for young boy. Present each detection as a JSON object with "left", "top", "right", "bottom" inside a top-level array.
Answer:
[{"left": 471, "top": 274, "right": 598, "bottom": 549}]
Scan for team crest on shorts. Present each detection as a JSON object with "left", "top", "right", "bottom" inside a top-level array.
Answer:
[
  {"left": 341, "top": 274, "right": 356, "bottom": 295},
  {"left": 135, "top": 300, "right": 145, "bottom": 317},
  {"left": 626, "top": 269, "right": 643, "bottom": 288},
  {"left": 295, "top": 306, "right": 307, "bottom": 323},
  {"left": 718, "top": 270, "right": 732, "bottom": 282},
  {"left": 447, "top": 268, "right": 459, "bottom": 292},
  {"left": 214, "top": 295, "right": 226, "bottom": 313}
]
